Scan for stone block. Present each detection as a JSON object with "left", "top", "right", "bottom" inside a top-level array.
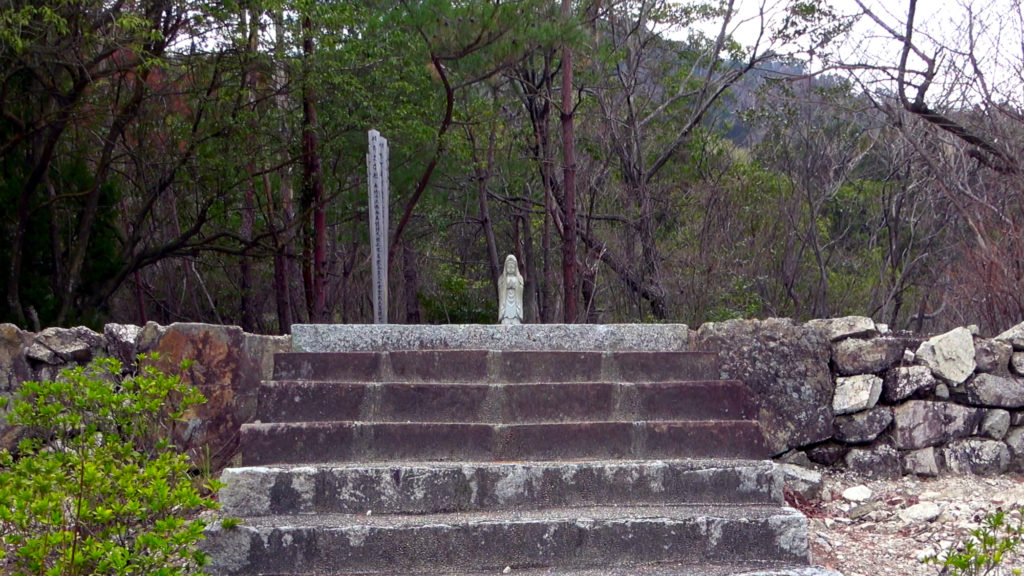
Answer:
[
  {"left": 832, "top": 338, "right": 906, "bottom": 376},
  {"left": 806, "top": 316, "right": 877, "bottom": 341},
  {"left": 696, "top": 318, "right": 834, "bottom": 454},
  {"left": 834, "top": 406, "right": 893, "bottom": 444},
  {"left": 1012, "top": 353, "right": 1024, "bottom": 376},
  {"left": 104, "top": 323, "right": 142, "bottom": 368},
  {"left": 1005, "top": 427, "right": 1024, "bottom": 472},
  {"left": 844, "top": 443, "right": 901, "bottom": 478},
  {"left": 891, "top": 400, "right": 983, "bottom": 450},
  {"left": 833, "top": 374, "right": 882, "bottom": 415},
  {"left": 942, "top": 438, "right": 1010, "bottom": 475},
  {"left": 901, "top": 447, "right": 940, "bottom": 476},
  {"left": 961, "top": 373, "right": 1024, "bottom": 408},
  {"left": 25, "top": 326, "right": 103, "bottom": 365},
  {"left": 980, "top": 409, "right": 1011, "bottom": 440},
  {"left": 883, "top": 365, "right": 937, "bottom": 403},
  {"left": 805, "top": 442, "right": 849, "bottom": 466},
  {"left": 974, "top": 338, "right": 1012, "bottom": 375},
  {"left": 996, "top": 321, "right": 1024, "bottom": 350},
  {"left": 0, "top": 323, "right": 31, "bottom": 453},
  {"left": 915, "top": 327, "right": 976, "bottom": 384},
  {"left": 776, "top": 463, "right": 823, "bottom": 501}
]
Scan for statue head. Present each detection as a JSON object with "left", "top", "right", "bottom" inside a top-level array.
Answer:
[{"left": 504, "top": 254, "right": 518, "bottom": 276}]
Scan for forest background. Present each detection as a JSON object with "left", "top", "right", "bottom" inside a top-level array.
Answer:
[{"left": 2, "top": 0, "right": 1021, "bottom": 335}]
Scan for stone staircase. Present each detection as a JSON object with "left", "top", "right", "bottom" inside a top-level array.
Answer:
[{"left": 204, "top": 327, "right": 823, "bottom": 576}]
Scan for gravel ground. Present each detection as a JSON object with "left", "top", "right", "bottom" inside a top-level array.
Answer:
[{"left": 795, "top": 471, "right": 1024, "bottom": 576}]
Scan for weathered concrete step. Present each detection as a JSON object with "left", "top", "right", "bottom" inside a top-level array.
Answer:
[
  {"left": 202, "top": 505, "right": 808, "bottom": 575},
  {"left": 241, "top": 566, "right": 838, "bottom": 576},
  {"left": 256, "top": 380, "right": 758, "bottom": 423},
  {"left": 218, "top": 459, "right": 781, "bottom": 516},
  {"left": 272, "top": 350, "right": 720, "bottom": 383},
  {"left": 423, "top": 565, "right": 840, "bottom": 576},
  {"left": 240, "top": 421, "right": 769, "bottom": 465}
]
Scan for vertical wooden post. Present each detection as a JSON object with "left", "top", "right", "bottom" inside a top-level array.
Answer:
[{"left": 367, "top": 130, "right": 390, "bottom": 324}]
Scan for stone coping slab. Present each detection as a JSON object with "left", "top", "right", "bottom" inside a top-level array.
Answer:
[{"left": 292, "top": 323, "right": 691, "bottom": 352}]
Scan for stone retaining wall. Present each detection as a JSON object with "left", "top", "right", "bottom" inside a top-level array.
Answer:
[
  {"left": 759, "top": 317, "right": 1024, "bottom": 477},
  {"left": 3, "top": 318, "right": 1024, "bottom": 477},
  {"left": 0, "top": 322, "right": 289, "bottom": 470}
]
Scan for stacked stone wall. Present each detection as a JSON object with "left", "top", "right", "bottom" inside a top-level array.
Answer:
[{"left": 0, "top": 322, "right": 288, "bottom": 470}]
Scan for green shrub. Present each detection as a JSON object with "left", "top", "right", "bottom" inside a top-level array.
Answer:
[
  {"left": 0, "top": 356, "right": 219, "bottom": 576},
  {"left": 926, "top": 506, "right": 1024, "bottom": 576}
]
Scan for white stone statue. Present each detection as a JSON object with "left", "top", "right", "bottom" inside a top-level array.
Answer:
[{"left": 497, "top": 254, "right": 524, "bottom": 325}]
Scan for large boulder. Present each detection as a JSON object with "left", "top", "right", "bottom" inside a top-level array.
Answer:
[
  {"left": 915, "top": 327, "right": 976, "bottom": 384},
  {"left": 942, "top": 438, "right": 1010, "bottom": 475},
  {"left": 806, "top": 317, "right": 877, "bottom": 341},
  {"left": 883, "top": 365, "right": 937, "bottom": 403},
  {"left": 0, "top": 324, "right": 32, "bottom": 452},
  {"left": 996, "top": 321, "right": 1024, "bottom": 350},
  {"left": 891, "top": 400, "right": 983, "bottom": 450},
  {"left": 143, "top": 323, "right": 290, "bottom": 470},
  {"left": 833, "top": 374, "right": 882, "bottom": 415},
  {"left": 832, "top": 338, "right": 906, "bottom": 376},
  {"left": 696, "top": 318, "right": 833, "bottom": 455},
  {"left": 974, "top": 339, "right": 1012, "bottom": 375},
  {"left": 833, "top": 406, "right": 893, "bottom": 444},
  {"left": 960, "top": 373, "right": 1024, "bottom": 408}
]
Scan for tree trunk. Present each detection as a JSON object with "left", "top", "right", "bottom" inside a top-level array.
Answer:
[
  {"left": 402, "top": 242, "right": 421, "bottom": 324},
  {"left": 302, "top": 14, "right": 328, "bottom": 323},
  {"left": 560, "top": 0, "right": 578, "bottom": 323}
]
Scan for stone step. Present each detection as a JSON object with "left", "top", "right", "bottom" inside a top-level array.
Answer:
[
  {"left": 256, "top": 380, "right": 759, "bottom": 424},
  {"left": 229, "top": 566, "right": 836, "bottom": 576},
  {"left": 202, "top": 505, "right": 809, "bottom": 575},
  {"left": 218, "top": 459, "right": 781, "bottom": 516},
  {"left": 290, "top": 323, "right": 694, "bottom": 353},
  {"left": 240, "top": 421, "right": 770, "bottom": 465},
  {"left": 272, "top": 350, "right": 720, "bottom": 383}
]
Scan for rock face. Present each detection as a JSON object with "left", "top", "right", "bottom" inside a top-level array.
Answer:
[
  {"left": 942, "top": 438, "right": 1010, "bottom": 475},
  {"left": 974, "top": 339, "right": 1012, "bottom": 375},
  {"left": 696, "top": 318, "right": 833, "bottom": 455},
  {"left": 891, "top": 401, "right": 983, "bottom": 450},
  {"left": 833, "top": 375, "right": 882, "bottom": 416},
  {"left": 832, "top": 338, "right": 906, "bottom": 376},
  {"left": 883, "top": 366, "right": 937, "bottom": 403},
  {"left": 961, "top": 373, "right": 1024, "bottom": 408},
  {"left": 915, "top": 327, "right": 976, "bottom": 384},
  {"left": 833, "top": 406, "right": 893, "bottom": 444}
]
